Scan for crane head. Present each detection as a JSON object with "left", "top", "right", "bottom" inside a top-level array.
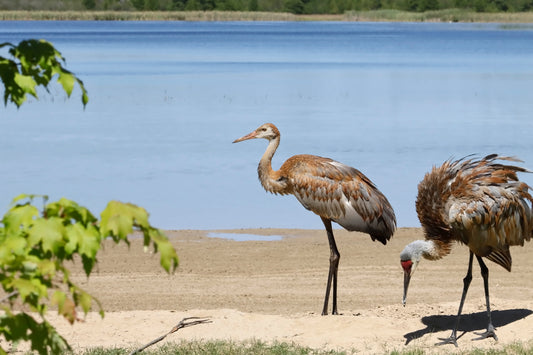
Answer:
[
  {"left": 400, "top": 239, "right": 439, "bottom": 306},
  {"left": 233, "top": 123, "right": 280, "bottom": 143},
  {"left": 400, "top": 240, "right": 426, "bottom": 306}
]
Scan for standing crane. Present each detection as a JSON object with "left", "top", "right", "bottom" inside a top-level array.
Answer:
[
  {"left": 401, "top": 154, "right": 533, "bottom": 346},
  {"left": 233, "top": 123, "right": 396, "bottom": 315}
]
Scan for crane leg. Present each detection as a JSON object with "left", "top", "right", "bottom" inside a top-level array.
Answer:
[
  {"left": 437, "top": 251, "right": 474, "bottom": 347},
  {"left": 472, "top": 256, "right": 498, "bottom": 341},
  {"left": 321, "top": 218, "right": 340, "bottom": 316}
]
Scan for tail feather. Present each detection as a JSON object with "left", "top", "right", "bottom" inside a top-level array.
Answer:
[{"left": 371, "top": 234, "right": 391, "bottom": 245}]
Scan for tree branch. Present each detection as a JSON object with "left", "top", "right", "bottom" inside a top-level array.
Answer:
[
  {"left": 128, "top": 316, "right": 211, "bottom": 355},
  {"left": 0, "top": 291, "right": 19, "bottom": 303}
]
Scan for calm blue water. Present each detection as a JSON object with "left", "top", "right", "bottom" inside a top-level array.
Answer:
[{"left": 1, "top": 21, "right": 533, "bottom": 231}]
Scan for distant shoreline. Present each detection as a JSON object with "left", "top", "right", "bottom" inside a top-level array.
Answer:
[{"left": 1, "top": 9, "right": 533, "bottom": 23}]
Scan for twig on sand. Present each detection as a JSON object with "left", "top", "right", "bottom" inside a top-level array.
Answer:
[{"left": 128, "top": 316, "right": 212, "bottom": 355}]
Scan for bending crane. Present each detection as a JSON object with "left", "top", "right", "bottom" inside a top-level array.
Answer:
[{"left": 401, "top": 154, "right": 533, "bottom": 345}]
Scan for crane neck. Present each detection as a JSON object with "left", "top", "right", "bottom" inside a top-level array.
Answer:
[
  {"left": 258, "top": 136, "right": 286, "bottom": 194},
  {"left": 401, "top": 239, "right": 451, "bottom": 262}
]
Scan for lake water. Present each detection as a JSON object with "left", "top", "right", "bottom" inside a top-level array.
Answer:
[{"left": 1, "top": 21, "right": 533, "bottom": 231}]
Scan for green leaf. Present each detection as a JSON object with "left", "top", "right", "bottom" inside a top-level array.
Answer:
[
  {"left": 27, "top": 217, "right": 65, "bottom": 253},
  {"left": 0, "top": 59, "right": 22, "bottom": 107},
  {"left": 46, "top": 197, "right": 97, "bottom": 226},
  {"left": 36, "top": 259, "right": 56, "bottom": 278},
  {"left": 2, "top": 204, "right": 39, "bottom": 236},
  {"left": 0, "top": 235, "right": 27, "bottom": 257},
  {"left": 10, "top": 278, "right": 47, "bottom": 301},
  {"left": 76, "top": 225, "right": 100, "bottom": 258},
  {"left": 81, "top": 254, "right": 97, "bottom": 278},
  {"left": 52, "top": 291, "right": 76, "bottom": 324},
  {"left": 69, "top": 283, "right": 102, "bottom": 317},
  {"left": 11, "top": 193, "right": 33, "bottom": 204},
  {"left": 10, "top": 194, "right": 48, "bottom": 206},
  {"left": 0, "top": 313, "right": 31, "bottom": 342},
  {"left": 0, "top": 238, "right": 26, "bottom": 267},
  {"left": 149, "top": 229, "right": 179, "bottom": 273},
  {"left": 27, "top": 316, "right": 71, "bottom": 354},
  {"left": 51, "top": 290, "right": 65, "bottom": 304},
  {"left": 76, "top": 289, "right": 93, "bottom": 315},
  {"left": 57, "top": 71, "right": 74, "bottom": 97},
  {"left": 81, "top": 87, "right": 89, "bottom": 106},
  {"left": 63, "top": 226, "right": 80, "bottom": 256},
  {"left": 101, "top": 214, "right": 133, "bottom": 241},
  {"left": 13, "top": 72, "right": 37, "bottom": 98},
  {"left": 100, "top": 201, "right": 149, "bottom": 240},
  {"left": 64, "top": 223, "right": 101, "bottom": 275}
]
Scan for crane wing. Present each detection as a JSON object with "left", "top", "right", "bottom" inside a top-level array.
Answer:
[{"left": 283, "top": 155, "right": 396, "bottom": 244}]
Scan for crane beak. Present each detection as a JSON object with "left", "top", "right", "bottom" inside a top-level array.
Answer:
[
  {"left": 401, "top": 259, "right": 414, "bottom": 306},
  {"left": 403, "top": 269, "right": 411, "bottom": 306},
  {"left": 233, "top": 131, "right": 257, "bottom": 143}
]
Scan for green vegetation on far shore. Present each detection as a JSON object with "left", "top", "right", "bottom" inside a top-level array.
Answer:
[{"left": 2, "top": 8, "right": 533, "bottom": 22}]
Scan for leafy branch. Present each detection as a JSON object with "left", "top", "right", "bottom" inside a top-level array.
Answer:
[
  {"left": 0, "top": 39, "right": 88, "bottom": 108},
  {"left": 0, "top": 195, "right": 179, "bottom": 354}
]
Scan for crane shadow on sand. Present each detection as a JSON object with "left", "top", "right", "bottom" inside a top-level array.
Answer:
[{"left": 404, "top": 308, "right": 533, "bottom": 345}]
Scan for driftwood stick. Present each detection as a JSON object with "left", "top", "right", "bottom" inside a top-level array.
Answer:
[{"left": 128, "top": 316, "right": 211, "bottom": 355}]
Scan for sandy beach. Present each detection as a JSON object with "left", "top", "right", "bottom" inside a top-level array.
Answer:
[{"left": 38, "top": 228, "right": 533, "bottom": 353}]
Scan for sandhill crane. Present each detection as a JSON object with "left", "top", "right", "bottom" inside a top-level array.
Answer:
[
  {"left": 233, "top": 123, "right": 396, "bottom": 315},
  {"left": 401, "top": 154, "right": 533, "bottom": 346}
]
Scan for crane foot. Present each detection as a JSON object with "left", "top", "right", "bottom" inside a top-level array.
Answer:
[
  {"left": 473, "top": 324, "right": 498, "bottom": 341},
  {"left": 436, "top": 333, "right": 459, "bottom": 347}
]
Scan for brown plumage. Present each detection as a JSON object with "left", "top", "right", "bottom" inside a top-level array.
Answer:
[
  {"left": 233, "top": 123, "right": 396, "bottom": 315},
  {"left": 401, "top": 154, "right": 533, "bottom": 346}
]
